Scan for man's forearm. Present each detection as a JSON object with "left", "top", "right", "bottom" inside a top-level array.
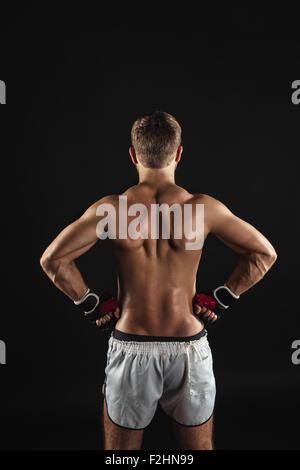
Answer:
[
  {"left": 41, "top": 257, "right": 88, "bottom": 302},
  {"left": 225, "top": 251, "right": 277, "bottom": 297}
]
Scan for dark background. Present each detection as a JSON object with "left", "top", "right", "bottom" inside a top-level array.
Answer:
[{"left": 0, "top": 4, "right": 299, "bottom": 450}]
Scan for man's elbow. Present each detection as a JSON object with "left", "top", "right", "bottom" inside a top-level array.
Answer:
[
  {"left": 40, "top": 251, "right": 58, "bottom": 275},
  {"left": 269, "top": 247, "right": 278, "bottom": 265},
  {"left": 264, "top": 246, "right": 277, "bottom": 268},
  {"left": 250, "top": 247, "right": 277, "bottom": 276}
]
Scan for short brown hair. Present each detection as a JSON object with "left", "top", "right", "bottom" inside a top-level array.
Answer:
[{"left": 131, "top": 111, "right": 182, "bottom": 169}]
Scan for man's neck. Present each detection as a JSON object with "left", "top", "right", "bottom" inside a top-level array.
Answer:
[{"left": 137, "top": 166, "right": 176, "bottom": 189}]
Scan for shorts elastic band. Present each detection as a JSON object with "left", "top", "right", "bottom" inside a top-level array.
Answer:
[{"left": 113, "top": 328, "right": 207, "bottom": 343}]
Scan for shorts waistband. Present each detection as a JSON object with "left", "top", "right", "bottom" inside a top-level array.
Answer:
[
  {"left": 113, "top": 328, "right": 207, "bottom": 343},
  {"left": 109, "top": 329, "right": 209, "bottom": 355}
]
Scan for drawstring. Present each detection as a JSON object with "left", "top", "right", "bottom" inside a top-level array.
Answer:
[
  {"left": 186, "top": 341, "right": 209, "bottom": 387},
  {"left": 188, "top": 340, "right": 209, "bottom": 361}
]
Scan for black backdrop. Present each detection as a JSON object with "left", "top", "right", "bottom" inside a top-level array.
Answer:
[{"left": 0, "top": 4, "right": 299, "bottom": 450}]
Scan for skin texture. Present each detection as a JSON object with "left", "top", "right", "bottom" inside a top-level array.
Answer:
[{"left": 40, "top": 145, "right": 277, "bottom": 449}]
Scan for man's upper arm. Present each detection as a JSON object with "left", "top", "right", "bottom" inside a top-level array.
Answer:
[
  {"left": 41, "top": 196, "right": 115, "bottom": 264},
  {"left": 203, "top": 195, "right": 276, "bottom": 257}
]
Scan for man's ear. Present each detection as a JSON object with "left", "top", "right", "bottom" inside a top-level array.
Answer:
[
  {"left": 175, "top": 146, "right": 183, "bottom": 163},
  {"left": 129, "top": 147, "right": 138, "bottom": 165}
]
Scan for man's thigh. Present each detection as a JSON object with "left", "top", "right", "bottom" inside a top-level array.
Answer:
[
  {"left": 102, "top": 399, "right": 144, "bottom": 450},
  {"left": 171, "top": 414, "right": 214, "bottom": 450}
]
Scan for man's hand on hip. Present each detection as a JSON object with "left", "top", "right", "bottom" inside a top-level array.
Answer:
[
  {"left": 194, "top": 303, "right": 218, "bottom": 324},
  {"left": 96, "top": 307, "right": 121, "bottom": 328}
]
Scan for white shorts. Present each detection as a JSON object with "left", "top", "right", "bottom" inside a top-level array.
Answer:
[{"left": 102, "top": 329, "right": 216, "bottom": 430}]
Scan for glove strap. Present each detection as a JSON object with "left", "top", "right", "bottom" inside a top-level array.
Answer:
[
  {"left": 213, "top": 286, "right": 240, "bottom": 309},
  {"left": 74, "top": 289, "right": 100, "bottom": 315}
]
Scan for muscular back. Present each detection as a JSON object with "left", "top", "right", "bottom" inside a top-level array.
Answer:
[
  {"left": 41, "top": 180, "right": 276, "bottom": 337},
  {"left": 108, "top": 183, "right": 207, "bottom": 336}
]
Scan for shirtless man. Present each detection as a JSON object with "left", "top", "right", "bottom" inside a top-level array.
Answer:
[{"left": 40, "top": 111, "right": 277, "bottom": 450}]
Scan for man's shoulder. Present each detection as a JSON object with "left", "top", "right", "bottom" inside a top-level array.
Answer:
[
  {"left": 190, "top": 194, "right": 229, "bottom": 222},
  {"left": 190, "top": 193, "right": 220, "bottom": 206},
  {"left": 84, "top": 195, "right": 120, "bottom": 218}
]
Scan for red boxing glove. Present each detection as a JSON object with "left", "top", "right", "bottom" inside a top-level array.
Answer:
[
  {"left": 194, "top": 286, "right": 240, "bottom": 325},
  {"left": 195, "top": 293, "right": 216, "bottom": 311},
  {"left": 100, "top": 298, "right": 119, "bottom": 316},
  {"left": 74, "top": 289, "right": 119, "bottom": 331}
]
